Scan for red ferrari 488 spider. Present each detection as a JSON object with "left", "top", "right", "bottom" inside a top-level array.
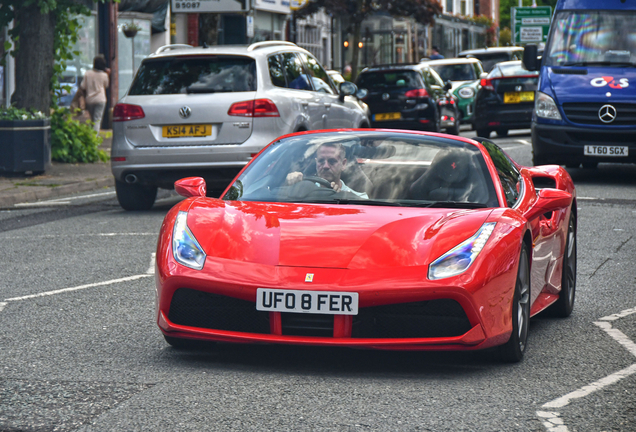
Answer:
[{"left": 155, "top": 129, "right": 576, "bottom": 362}]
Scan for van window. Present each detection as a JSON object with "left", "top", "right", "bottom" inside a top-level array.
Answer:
[
  {"left": 545, "top": 11, "right": 636, "bottom": 67},
  {"left": 129, "top": 55, "right": 256, "bottom": 95}
]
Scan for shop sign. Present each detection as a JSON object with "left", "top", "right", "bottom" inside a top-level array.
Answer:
[{"left": 171, "top": 0, "right": 248, "bottom": 13}]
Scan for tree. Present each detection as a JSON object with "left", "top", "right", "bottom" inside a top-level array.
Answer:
[
  {"left": 295, "top": 0, "right": 442, "bottom": 81},
  {"left": 0, "top": 0, "right": 108, "bottom": 113}
]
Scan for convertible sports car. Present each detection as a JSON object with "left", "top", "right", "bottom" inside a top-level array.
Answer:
[{"left": 155, "top": 129, "right": 577, "bottom": 362}]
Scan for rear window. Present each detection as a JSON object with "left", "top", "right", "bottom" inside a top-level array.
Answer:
[
  {"left": 128, "top": 55, "right": 256, "bottom": 95},
  {"left": 357, "top": 71, "right": 422, "bottom": 91},
  {"left": 488, "top": 62, "right": 539, "bottom": 78},
  {"left": 430, "top": 63, "right": 477, "bottom": 81},
  {"left": 468, "top": 53, "right": 514, "bottom": 72}
]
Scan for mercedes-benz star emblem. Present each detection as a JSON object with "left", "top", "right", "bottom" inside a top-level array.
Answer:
[
  {"left": 179, "top": 106, "right": 192, "bottom": 119},
  {"left": 382, "top": 93, "right": 390, "bottom": 101},
  {"left": 598, "top": 104, "right": 617, "bottom": 124}
]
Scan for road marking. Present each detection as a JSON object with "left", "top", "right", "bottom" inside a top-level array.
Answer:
[
  {"left": 0, "top": 302, "right": 6, "bottom": 312},
  {"left": 147, "top": 253, "right": 156, "bottom": 274},
  {"left": 13, "top": 191, "right": 116, "bottom": 208},
  {"left": 14, "top": 201, "right": 71, "bottom": 207},
  {"left": 4, "top": 274, "right": 154, "bottom": 302},
  {"left": 516, "top": 139, "right": 531, "bottom": 146},
  {"left": 2, "top": 233, "right": 156, "bottom": 240},
  {"left": 538, "top": 307, "right": 636, "bottom": 431}
]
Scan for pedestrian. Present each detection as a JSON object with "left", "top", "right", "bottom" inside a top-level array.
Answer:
[
  {"left": 81, "top": 54, "right": 110, "bottom": 132},
  {"left": 429, "top": 46, "right": 444, "bottom": 60},
  {"left": 343, "top": 64, "right": 352, "bottom": 82}
]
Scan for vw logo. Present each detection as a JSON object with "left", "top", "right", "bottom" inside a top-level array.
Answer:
[
  {"left": 179, "top": 106, "right": 192, "bottom": 119},
  {"left": 382, "top": 93, "right": 390, "bottom": 101},
  {"left": 515, "top": 85, "right": 523, "bottom": 92},
  {"left": 598, "top": 104, "right": 617, "bottom": 124}
]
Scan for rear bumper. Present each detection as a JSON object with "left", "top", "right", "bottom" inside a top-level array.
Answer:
[
  {"left": 473, "top": 103, "right": 532, "bottom": 131},
  {"left": 532, "top": 122, "right": 636, "bottom": 164}
]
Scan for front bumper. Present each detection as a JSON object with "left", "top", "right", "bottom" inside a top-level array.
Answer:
[{"left": 532, "top": 122, "right": 636, "bottom": 165}]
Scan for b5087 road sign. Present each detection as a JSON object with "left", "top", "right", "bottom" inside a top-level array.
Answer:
[{"left": 513, "top": 6, "right": 552, "bottom": 44}]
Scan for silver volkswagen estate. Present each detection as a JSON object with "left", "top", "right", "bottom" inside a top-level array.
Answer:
[{"left": 111, "top": 41, "right": 370, "bottom": 210}]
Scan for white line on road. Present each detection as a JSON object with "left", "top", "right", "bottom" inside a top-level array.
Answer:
[
  {"left": 4, "top": 274, "right": 153, "bottom": 302},
  {"left": 147, "top": 253, "right": 156, "bottom": 274},
  {"left": 516, "top": 139, "right": 531, "bottom": 146},
  {"left": 599, "top": 306, "right": 636, "bottom": 321},
  {"left": 2, "top": 233, "right": 156, "bottom": 240},
  {"left": 0, "top": 302, "right": 6, "bottom": 312},
  {"left": 595, "top": 321, "right": 636, "bottom": 357},
  {"left": 13, "top": 191, "right": 116, "bottom": 207},
  {"left": 536, "top": 411, "right": 568, "bottom": 432}
]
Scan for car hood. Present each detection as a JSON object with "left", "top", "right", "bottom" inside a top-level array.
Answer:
[
  {"left": 547, "top": 67, "right": 636, "bottom": 104},
  {"left": 186, "top": 200, "right": 493, "bottom": 269}
]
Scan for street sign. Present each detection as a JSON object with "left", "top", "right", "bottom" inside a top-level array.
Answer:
[{"left": 513, "top": 6, "right": 552, "bottom": 44}]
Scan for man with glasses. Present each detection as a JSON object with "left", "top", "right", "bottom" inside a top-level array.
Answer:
[{"left": 285, "top": 142, "right": 369, "bottom": 198}]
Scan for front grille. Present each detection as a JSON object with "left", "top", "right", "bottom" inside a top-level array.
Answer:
[
  {"left": 168, "top": 288, "right": 269, "bottom": 333},
  {"left": 281, "top": 313, "right": 334, "bottom": 337},
  {"left": 562, "top": 103, "right": 636, "bottom": 126},
  {"left": 352, "top": 299, "right": 471, "bottom": 339},
  {"left": 565, "top": 130, "right": 636, "bottom": 145}
]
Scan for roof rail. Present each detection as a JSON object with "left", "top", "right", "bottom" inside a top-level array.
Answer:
[
  {"left": 153, "top": 44, "right": 193, "bottom": 55},
  {"left": 247, "top": 41, "right": 298, "bottom": 52}
]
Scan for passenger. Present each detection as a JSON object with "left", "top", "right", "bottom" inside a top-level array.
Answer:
[{"left": 286, "top": 142, "right": 369, "bottom": 198}]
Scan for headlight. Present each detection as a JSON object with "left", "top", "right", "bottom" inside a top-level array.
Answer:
[
  {"left": 428, "top": 222, "right": 496, "bottom": 280},
  {"left": 458, "top": 87, "right": 475, "bottom": 99},
  {"left": 172, "top": 211, "right": 206, "bottom": 270},
  {"left": 535, "top": 91, "right": 562, "bottom": 120}
]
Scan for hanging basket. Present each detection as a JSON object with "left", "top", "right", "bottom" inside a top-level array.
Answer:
[{"left": 123, "top": 28, "right": 138, "bottom": 38}]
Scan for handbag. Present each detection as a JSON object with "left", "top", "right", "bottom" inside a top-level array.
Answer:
[{"left": 70, "top": 85, "right": 86, "bottom": 112}]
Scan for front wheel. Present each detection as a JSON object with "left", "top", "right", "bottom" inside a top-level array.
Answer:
[
  {"left": 551, "top": 210, "right": 576, "bottom": 317},
  {"left": 446, "top": 117, "right": 460, "bottom": 135},
  {"left": 496, "top": 129, "right": 509, "bottom": 137},
  {"left": 115, "top": 180, "right": 157, "bottom": 211},
  {"left": 499, "top": 243, "right": 531, "bottom": 363}
]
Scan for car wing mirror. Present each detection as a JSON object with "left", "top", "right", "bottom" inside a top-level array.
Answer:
[
  {"left": 524, "top": 188, "right": 571, "bottom": 221},
  {"left": 444, "top": 80, "right": 453, "bottom": 91},
  {"left": 175, "top": 177, "right": 207, "bottom": 198},
  {"left": 339, "top": 81, "right": 358, "bottom": 102}
]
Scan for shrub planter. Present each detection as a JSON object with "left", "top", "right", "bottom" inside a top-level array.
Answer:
[{"left": 0, "top": 118, "right": 51, "bottom": 174}]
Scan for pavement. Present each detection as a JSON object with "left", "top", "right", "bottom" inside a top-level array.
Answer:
[{"left": 0, "top": 131, "right": 114, "bottom": 209}]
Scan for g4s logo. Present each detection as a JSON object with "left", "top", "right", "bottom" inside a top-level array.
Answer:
[{"left": 590, "top": 76, "right": 629, "bottom": 89}]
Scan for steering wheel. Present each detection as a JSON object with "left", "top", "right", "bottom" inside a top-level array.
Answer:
[{"left": 302, "top": 175, "right": 333, "bottom": 189}]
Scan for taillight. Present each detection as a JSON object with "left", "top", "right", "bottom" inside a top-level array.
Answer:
[
  {"left": 228, "top": 99, "right": 280, "bottom": 117},
  {"left": 405, "top": 89, "right": 429, "bottom": 98},
  {"left": 112, "top": 103, "right": 145, "bottom": 122},
  {"left": 480, "top": 78, "right": 495, "bottom": 91}
]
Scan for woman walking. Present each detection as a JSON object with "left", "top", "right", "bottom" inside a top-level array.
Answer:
[{"left": 81, "top": 54, "right": 110, "bottom": 132}]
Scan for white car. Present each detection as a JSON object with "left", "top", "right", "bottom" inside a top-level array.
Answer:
[{"left": 111, "top": 41, "right": 370, "bottom": 210}]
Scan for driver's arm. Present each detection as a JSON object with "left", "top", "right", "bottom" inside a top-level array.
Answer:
[{"left": 286, "top": 171, "right": 303, "bottom": 185}]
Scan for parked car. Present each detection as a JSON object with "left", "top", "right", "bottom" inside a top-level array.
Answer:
[
  {"left": 425, "top": 58, "right": 485, "bottom": 127},
  {"left": 473, "top": 60, "right": 539, "bottom": 138},
  {"left": 111, "top": 41, "right": 370, "bottom": 211},
  {"left": 458, "top": 46, "right": 524, "bottom": 72},
  {"left": 356, "top": 63, "right": 460, "bottom": 134},
  {"left": 57, "top": 65, "right": 82, "bottom": 107},
  {"left": 157, "top": 129, "right": 577, "bottom": 362}
]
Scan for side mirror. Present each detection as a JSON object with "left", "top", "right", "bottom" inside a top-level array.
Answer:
[
  {"left": 356, "top": 88, "right": 368, "bottom": 100},
  {"left": 339, "top": 81, "right": 358, "bottom": 102},
  {"left": 523, "top": 44, "right": 539, "bottom": 72},
  {"left": 524, "top": 188, "right": 571, "bottom": 221},
  {"left": 175, "top": 177, "right": 207, "bottom": 198},
  {"left": 479, "top": 72, "right": 488, "bottom": 79},
  {"left": 444, "top": 80, "right": 453, "bottom": 91}
]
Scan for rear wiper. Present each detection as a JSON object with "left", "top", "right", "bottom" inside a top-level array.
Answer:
[{"left": 424, "top": 201, "right": 488, "bottom": 209}]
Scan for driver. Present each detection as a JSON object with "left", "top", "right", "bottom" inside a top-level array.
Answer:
[{"left": 285, "top": 142, "right": 368, "bottom": 199}]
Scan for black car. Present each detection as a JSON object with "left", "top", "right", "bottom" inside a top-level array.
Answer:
[
  {"left": 356, "top": 64, "right": 460, "bottom": 134},
  {"left": 458, "top": 46, "right": 524, "bottom": 72},
  {"left": 473, "top": 60, "right": 539, "bottom": 139}
]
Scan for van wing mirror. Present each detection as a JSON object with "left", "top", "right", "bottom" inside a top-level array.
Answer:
[
  {"left": 175, "top": 177, "right": 207, "bottom": 198},
  {"left": 523, "top": 44, "right": 539, "bottom": 72}
]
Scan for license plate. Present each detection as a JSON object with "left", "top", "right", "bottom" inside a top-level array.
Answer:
[
  {"left": 162, "top": 124, "right": 211, "bottom": 138},
  {"left": 504, "top": 91, "right": 534, "bottom": 103},
  {"left": 256, "top": 288, "right": 358, "bottom": 315},
  {"left": 374, "top": 112, "right": 401, "bottom": 121},
  {"left": 584, "top": 145, "right": 628, "bottom": 157}
]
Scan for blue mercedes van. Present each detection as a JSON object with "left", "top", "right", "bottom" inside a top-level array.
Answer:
[{"left": 523, "top": 0, "right": 636, "bottom": 168}]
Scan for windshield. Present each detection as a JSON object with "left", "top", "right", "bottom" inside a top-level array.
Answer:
[
  {"left": 356, "top": 71, "right": 422, "bottom": 91},
  {"left": 129, "top": 55, "right": 256, "bottom": 95},
  {"left": 223, "top": 131, "right": 499, "bottom": 208},
  {"left": 430, "top": 64, "right": 477, "bottom": 81},
  {"left": 545, "top": 11, "right": 636, "bottom": 66}
]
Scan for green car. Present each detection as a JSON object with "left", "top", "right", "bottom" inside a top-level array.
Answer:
[{"left": 425, "top": 58, "right": 485, "bottom": 128}]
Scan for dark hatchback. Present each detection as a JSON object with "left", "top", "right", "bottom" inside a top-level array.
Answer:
[
  {"left": 356, "top": 64, "right": 460, "bottom": 134},
  {"left": 473, "top": 61, "right": 539, "bottom": 139}
]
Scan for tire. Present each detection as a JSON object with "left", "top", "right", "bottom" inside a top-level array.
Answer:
[
  {"left": 476, "top": 129, "right": 490, "bottom": 138},
  {"left": 496, "top": 129, "right": 509, "bottom": 137},
  {"left": 499, "top": 243, "right": 531, "bottom": 363},
  {"left": 115, "top": 179, "right": 157, "bottom": 211},
  {"left": 551, "top": 210, "right": 576, "bottom": 317}
]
